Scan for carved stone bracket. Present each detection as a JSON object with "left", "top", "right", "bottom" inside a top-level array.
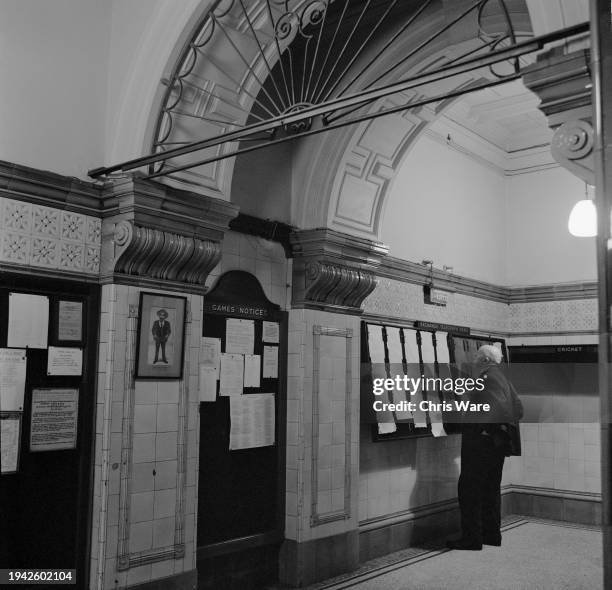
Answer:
[
  {"left": 291, "top": 228, "right": 388, "bottom": 314},
  {"left": 100, "top": 174, "right": 238, "bottom": 291},
  {"left": 523, "top": 48, "right": 594, "bottom": 184}
]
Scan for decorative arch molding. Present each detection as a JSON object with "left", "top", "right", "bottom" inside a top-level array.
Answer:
[{"left": 107, "top": 0, "right": 214, "bottom": 165}]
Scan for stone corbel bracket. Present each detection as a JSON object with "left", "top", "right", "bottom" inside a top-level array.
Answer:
[
  {"left": 523, "top": 48, "right": 594, "bottom": 185},
  {"left": 290, "top": 228, "right": 388, "bottom": 314},
  {"left": 100, "top": 174, "right": 239, "bottom": 292}
]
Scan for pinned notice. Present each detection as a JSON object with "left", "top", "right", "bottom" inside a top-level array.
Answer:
[
  {"left": 220, "top": 353, "right": 244, "bottom": 396},
  {"left": 262, "top": 321, "right": 279, "bottom": 344},
  {"left": 199, "top": 365, "right": 218, "bottom": 402},
  {"left": 8, "top": 293, "right": 49, "bottom": 349},
  {"left": 1, "top": 415, "right": 21, "bottom": 473},
  {"left": 202, "top": 337, "right": 221, "bottom": 377},
  {"left": 58, "top": 300, "right": 83, "bottom": 341},
  {"left": 0, "top": 349, "right": 26, "bottom": 411},
  {"left": 262, "top": 346, "right": 278, "bottom": 379},
  {"left": 30, "top": 388, "right": 79, "bottom": 452},
  {"left": 244, "top": 354, "right": 261, "bottom": 388},
  {"left": 47, "top": 347, "right": 83, "bottom": 376},
  {"left": 226, "top": 318, "right": 254, "bottom": 355},
  {"left": 229, "top": 393, "right": 275, "bottom": 450}
]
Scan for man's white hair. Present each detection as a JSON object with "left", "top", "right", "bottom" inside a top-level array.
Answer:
[{"left": 476, "top": 344, "right": 503, "bottom": 364}]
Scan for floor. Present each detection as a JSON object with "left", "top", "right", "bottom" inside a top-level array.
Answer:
[{"left": 302, "top": 516, "right": 603, "bottom": 590}]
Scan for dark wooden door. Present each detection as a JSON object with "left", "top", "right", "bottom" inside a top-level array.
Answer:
[{"left": 0, "top": 274, "right": 99, "bottom": 587}]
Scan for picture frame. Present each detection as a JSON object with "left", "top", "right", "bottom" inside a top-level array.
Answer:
[{"left": 135, "top": 292, "right": 187, "bottom": 379}]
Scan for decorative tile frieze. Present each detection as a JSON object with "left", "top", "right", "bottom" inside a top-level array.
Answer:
[{"left": 0, "top": 196, "right": 101, "bottom": 275}]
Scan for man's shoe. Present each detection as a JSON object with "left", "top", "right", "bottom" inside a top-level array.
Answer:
[
  {"left": 446, "top": 538, "right": 482, "bottom": 550},
  {"left": 483, "top": 536, "right": 501, "bottom": 546}
]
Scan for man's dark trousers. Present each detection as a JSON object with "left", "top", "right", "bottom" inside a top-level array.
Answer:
[{"left": 458, "top": 431, "right": 505, "bottom": 544}]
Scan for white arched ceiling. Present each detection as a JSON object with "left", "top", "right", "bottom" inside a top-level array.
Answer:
[
  {"left": 108, "top": 0, "right": 539, "bottom": 230},
  {"left": 525, "top": 0, "right": 588, "bottom": 35}
]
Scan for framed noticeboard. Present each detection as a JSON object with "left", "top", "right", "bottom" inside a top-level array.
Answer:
[
  {"left": 361, "top": 321, "right": 506, "bottom": 441},
  {"left": 197, "top": 270, "right": 287, "bottom": 561},
  {"left": 135, "top": 292, "right": 187, "bottom": 379}
]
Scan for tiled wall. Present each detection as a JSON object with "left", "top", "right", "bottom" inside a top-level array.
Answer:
[
  {"left": 359, "top": 276, "right": 600, "bottom": 526},
  {"left": 285, "top": 309, "right": 361, "bottom": 543},
  {"left": 506, "top": 332, "right": 600, "bottom": 495},
  {"left": 0, "top": 197, "right": 101, "bottom": 274},
  {"left": 364, "top": 278, "right": 509, "bottom": 333},
  {"left": 90, "top": 284, "right": 201, "bottom": 589},
  {"left": 90, "top": 233, "right": 290, "bottom": 589},
  {"left": 206, "top": 230, "right": 290, "bottom": 309}
]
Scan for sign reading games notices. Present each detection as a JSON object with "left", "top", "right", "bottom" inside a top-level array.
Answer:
[
  {"left": 30, "top": 388, "right": 79, "bottom": 452},
  {"left": 203, "top": 302, "right": 272, "bottom": 319}
]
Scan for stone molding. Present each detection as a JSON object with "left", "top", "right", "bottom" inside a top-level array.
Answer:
[
  {"left": 100, "top": 175, "right": 238, "bottom": 291},
  {"left": 290, "top": 228, "right": 388, "bottom": 314},
  {"left": 0, "top": 160, "right": 102, "bottom": 216},
  {"left": 523, "top": 48, "right": 594, "bottom": 184},
  {"left": 378, "top": 256, "right": 597, "bottom": 304}
]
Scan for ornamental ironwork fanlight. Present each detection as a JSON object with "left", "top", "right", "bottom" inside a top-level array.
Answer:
[{"left": 89, "top": 0, "right": 588, "bottom": 185}]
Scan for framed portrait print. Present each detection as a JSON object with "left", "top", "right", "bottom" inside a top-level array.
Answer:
[{"left": 135, "top": 292, "right": 187, "bottom": 379}]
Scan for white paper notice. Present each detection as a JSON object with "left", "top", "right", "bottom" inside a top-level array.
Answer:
[
  {"left": 8, "top": 293, "right": 49, "bottom": 349},
  {"left": 47, "top": 347, "right": 83, "bottom": 376},
  {"left": 199, "top": 365, "right": 218, "bottom": 402},
  {"left": 30, "top": 388, "right": 79, "bottom": 452},
  {"left": 220, "top": 353, "right": 244, "bottom": 396},
  {"left": 244, "top": 354, "right": 261, "bottom": 388},
  {"left": 229, "top": 393, "right": 275, "bottom": 450},
  {"left": 58, "top": 300, "right": 83, "bottom": 341},
  {"left": 377, "top": 422, "right": 397, "bottom": 435},
  {"left": 1, "top": 416, "right": 20, "bottom": 473},
  {"left": 262, "top": 321, "right": 279, "bottom": 344},
  {"left": 0, "top": 349, "right": 27, "bottom": 411},
  {"left": 431, "top": 421, "right": 447, "bottom": 438},
  {"left": 202, "top": 337, "right": 221, "bottom": 377},
  {"left": 225, "top": 319, "right": 254, "bottom": 355},
  {"left": 262, "top": 346, "right": 278, "bottom": 379}
]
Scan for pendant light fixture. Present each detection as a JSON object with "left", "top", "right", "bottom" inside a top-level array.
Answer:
[{"left": 568, "top": 183, "right": 597, "bottom": 237}]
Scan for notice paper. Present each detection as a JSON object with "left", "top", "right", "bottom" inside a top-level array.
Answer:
[
  {"left": 30, "top": 388, "right": 79, "bottom": 452},
  {"left": 58, "top": 300, "right": 83, "bottom": 341},
  {"left": 0, "top": 349, "right": 27, "bottom": 411},
  {"left": 1, "top": 415, "right": 21, "bottom": 473},
  {"left": 199, "top": 365, "right": 218, "bottom": 402},
  {"left": 262, "top": 321, "right": 279, "bottom": 344},
  {"left": 229, "top": 393, "right": 275, "bottom": 450},
  {"left": 262, "top": 346, "right": 278, "bottom": 379},
  {"left": 202, "top": 337, "right": 221, "bottom": 377},
  {"left": 244, "top": 354, "right": 261, "bottom": 388},
  {"left": 226, "top": 318, "right": 254, "bottom": 355},
  {"left": 8, "top": 293, "right": 49, "bottom": 349},
  {"left": 219, "top": 353, "right": 244, "bottom": 396},
  {"left": 47, "top": 347, "right": 83, "bottom": 376}
]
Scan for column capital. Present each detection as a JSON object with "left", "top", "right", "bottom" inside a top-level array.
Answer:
[
  {"left": 290, "top": 228, "right": 388, "bottom": 314},
  {"left": 523, "top": 47, "right": 593, "bottom": 184},
  {"left": 100, "top": 175, "right": 239, "bottom": 292}
]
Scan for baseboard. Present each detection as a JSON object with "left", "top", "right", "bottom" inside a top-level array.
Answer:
[
  {"left": 358, "top": 485, "right": 600, "bottom": 563},
  {"left": 127, "top": 569, "right": 197, "bottom": 590},
  {"left": 279, "top": 531, "right": 359, "bottom": 588},
  {"left": 508, "top": 485, "right": 601, "bottom": 525}
]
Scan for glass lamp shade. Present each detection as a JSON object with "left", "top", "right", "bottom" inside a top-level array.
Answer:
[{"left": 568, "top": 199, "right": 597, "bottom": 237}]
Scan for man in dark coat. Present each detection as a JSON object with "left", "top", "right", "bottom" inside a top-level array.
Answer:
[
  {"left": 152, "top": 308, "right": 171, "bottom": 364},
  {"left": 447, "top": 344, "right": 523, "bottom": 550}
]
